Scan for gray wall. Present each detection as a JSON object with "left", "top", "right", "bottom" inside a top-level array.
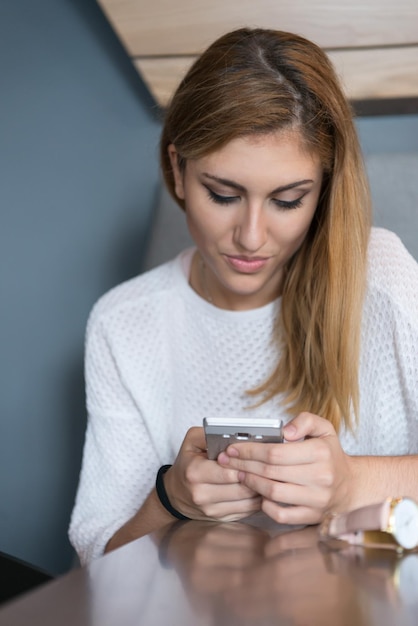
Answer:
[
  {"left": 356, "top": 115, "right": 418, "bottom": 154},
  {"left": 1, "top": 0, "right": 417, "bottom": 577},
  {"left": 356, "top": 116, "right": 418, "bottom": 262},
  {"left": 0, "top": 0, "right": 160, "bottom": 575}
]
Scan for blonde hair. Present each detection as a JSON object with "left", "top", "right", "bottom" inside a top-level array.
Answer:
[{"left": 160, "top": 28, "right": 371, "bottom": 431}]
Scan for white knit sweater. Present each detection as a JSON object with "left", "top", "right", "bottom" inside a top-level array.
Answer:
[{"left": 69, "top": 228, "right": 418, "bottom": 564}]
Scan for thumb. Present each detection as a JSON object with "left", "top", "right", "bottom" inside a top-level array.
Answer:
[
  {"left": 283, "top": 412, "right": 336, "bottom": 441},
  {"left": 183, "top": 426, "right": 207, "bottom": 452}
]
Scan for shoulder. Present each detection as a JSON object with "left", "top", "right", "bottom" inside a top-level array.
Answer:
[
  {"left": 366, "top": 227, "right": 418, "bottom": 321},
  {"left": 87, "top": 249, "right": 193, "bottom": 336},
  {"left": 367, "top": 227, "right": 418, "bottom": 286},
  {"left": 368, "top": 226, "right": 416, "bottom": 263}
]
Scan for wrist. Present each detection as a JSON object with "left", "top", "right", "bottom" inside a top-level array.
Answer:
[
  {"left": 337, "top": 454, "right": 359, "bottom": 512},
  {"left": 341, "top": 455, "right": 374, "bottom": 513}
]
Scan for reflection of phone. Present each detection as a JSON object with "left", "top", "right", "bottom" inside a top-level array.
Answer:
[{"left": 203, "top": 416, "right": 284, "bottom": 460}]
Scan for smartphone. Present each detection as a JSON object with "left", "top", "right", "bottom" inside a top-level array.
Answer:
[{"left": 203, "top": 416, "right": 284, "bottom": 460}]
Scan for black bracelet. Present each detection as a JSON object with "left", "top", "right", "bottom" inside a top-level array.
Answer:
[{"left": 155, "top": 464, "right": 191, "bottom": 521}]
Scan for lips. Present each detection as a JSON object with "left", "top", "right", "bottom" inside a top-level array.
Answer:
[{"left": 225, "top": 255, "right": 270, "bottom": 273}]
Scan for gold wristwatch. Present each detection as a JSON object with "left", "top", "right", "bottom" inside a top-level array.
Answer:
[{"left": 319, "top": 497, "right": 418, "bottom": 552}]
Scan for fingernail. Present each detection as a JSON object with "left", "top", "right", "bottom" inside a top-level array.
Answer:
[
  {"left": 217, "top": 452, "right": 229, "bottom": 464},
  {"left": 238, "top": 471, "right": 245, "bottom": 482},
  {"left": 284, "top": 424, "right": 296, "bottom": 436},
  {"left": 227, "top": 446, "right": 239, "bottom": 457}
]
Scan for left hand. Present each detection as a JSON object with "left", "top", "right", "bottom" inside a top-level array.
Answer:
[{"left": 217, "top": 412, "right": 354, "bottom": 525}]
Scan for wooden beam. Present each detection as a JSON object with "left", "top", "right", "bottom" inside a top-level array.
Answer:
[
  {"left": 135, "top": 46, "right": 418, "bottom": 109},
  {"left": 98, "top": 0, "right": 418, "bottom": 55},
  {"left": 98, "top": 0, "right": 418, "bottom": 112}
]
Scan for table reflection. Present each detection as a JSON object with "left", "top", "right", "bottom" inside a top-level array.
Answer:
[
  {"left": 152, "top": 518, "right": 418, "bottom": 626},
  {"left": 154, "top": 521, "right": 370, "bottom": 626}
]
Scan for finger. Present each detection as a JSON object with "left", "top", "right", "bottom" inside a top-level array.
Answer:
[
  {"left": 218, "top": 439, "right": 314, "bottom": 468},
  {"left": 219, "top": 431, "right": 335, "bottom": 470},
  {"left": 237, "top": 461, "right": 332, "bottom": 489},
  {"left": 239, "top": 472, "right": 328, "bottom": 509},
  {"left": 204, "top": 496, "right": 262, "bottom": 521},
  {"left": 283, "top": 412, "right": 336, "bottom": 441},
  {"left": 193, "top": 481, "right": 260, "bottom": 506},
  {"left": 262, "top": 460, "right": 333, "bottom": 488},
  {"left": 187, "top": 457, "right": 245, "bottom": 485}
]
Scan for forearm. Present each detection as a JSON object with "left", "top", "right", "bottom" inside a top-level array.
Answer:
[
  {"left": 104, "top": 488, "right": 176, "bottom": 555},
  {"left": 349, "top": 454, "right": 418, "bottom": 510}
]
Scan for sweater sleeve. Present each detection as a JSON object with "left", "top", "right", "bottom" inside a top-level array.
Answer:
[{"left": 68, "top": 303, "right": 161, "bottom": 565}]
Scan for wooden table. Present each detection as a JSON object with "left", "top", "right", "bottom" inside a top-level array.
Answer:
[{"left": 1, "top": 515, "right": 418, "bottom": 625}]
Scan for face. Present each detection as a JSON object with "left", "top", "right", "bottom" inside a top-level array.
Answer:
[{"left": 169, "top": 131, "right": 323, "bottom": 311}]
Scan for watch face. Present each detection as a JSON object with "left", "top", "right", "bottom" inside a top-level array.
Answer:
[{"left": 392, "top": 498, "right": 418, "bottom": 550}]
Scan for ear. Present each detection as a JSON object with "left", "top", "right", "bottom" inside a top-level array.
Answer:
[{"left": 167, "top": 144, "right": 185, "bottom": 200}]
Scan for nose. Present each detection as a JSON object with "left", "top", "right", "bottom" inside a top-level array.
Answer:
[{"left": 233, "top": 204, "right": 268, "bottom": 253}]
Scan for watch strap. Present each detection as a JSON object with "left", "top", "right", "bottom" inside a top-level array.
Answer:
[{"left": 327, "top": 498, "right": 394, "bottom": 537}]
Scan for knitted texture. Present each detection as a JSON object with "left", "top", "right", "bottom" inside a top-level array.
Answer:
[{"left": 69, "top": 228, "right": 418, "bottom": 564}]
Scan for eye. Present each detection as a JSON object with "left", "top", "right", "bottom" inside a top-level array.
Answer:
[
  {"left": 204, "top": 186, "right": 239, "bottom": 205},
  {"left": 272, "top": 196, "right": 305, "bottom": 210}
]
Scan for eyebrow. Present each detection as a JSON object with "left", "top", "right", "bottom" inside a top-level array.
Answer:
[{"left": 202, "top": 173, "right": 315, "bottom": 194}]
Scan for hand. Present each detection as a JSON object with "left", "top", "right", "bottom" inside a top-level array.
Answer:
[
  {"left": 217, "top": 412, "right": 354, "bottom": 525},
  {"left": 164, "top": 427, "right": 262, "bottom": 522}
]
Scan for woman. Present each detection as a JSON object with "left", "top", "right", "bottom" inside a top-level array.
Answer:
[{"left": 69, "top": 28, "right": 418, "bottom": 565}]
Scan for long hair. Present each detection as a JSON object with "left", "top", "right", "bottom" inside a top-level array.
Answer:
[{"left": 160, "top": 28, "right": 371, "bottom": 432}]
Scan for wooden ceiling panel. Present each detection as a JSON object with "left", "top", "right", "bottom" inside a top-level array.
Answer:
[
  {"left": 136, "top": 46, "right": 418, "bottom": 108},
  {"left": 98, "top": 0, "right": 418, "bottom": 55},
  {"left": 97, "top": 0, "right": 418, "bottom": 110}
]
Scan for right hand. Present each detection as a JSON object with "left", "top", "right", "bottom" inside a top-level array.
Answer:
[{"left": 163, "top": 427, "right": 262, "bottom": 521}]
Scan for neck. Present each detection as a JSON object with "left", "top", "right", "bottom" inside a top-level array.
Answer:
[
  {"left": 199, "top": 257, "right": 213, "bottom": 304},
  {"left": 189, "top": 251, "right": 213, "bottom": 304}
]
